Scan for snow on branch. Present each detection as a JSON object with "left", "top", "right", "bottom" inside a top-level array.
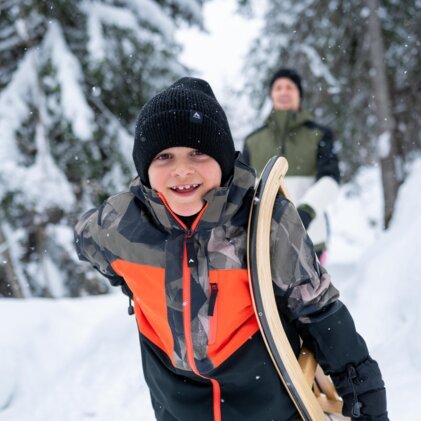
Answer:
[
  {"left": 84, "top": 1, "right": 172, "bottom": 50},
  {"left": 126, "top": 0, "right": 176, "bottom": 37},
  {"left": 0, "top": 36, "right": 75, "bottom": 211},
  {"left": 0, "top": 50, "right": 36, "bottom": 164},
  {"left": 28, "top": 122, "right": 76, "bottom": 212},
  {"left": 43, "top": 21, "right": 94, "bottom": 141},
  {"left": 1, "top": 121, "right": 76, "bottom": 213},
  {"left": 86, "top": 5, "right": 106, "bottom": 64},
  {"left": 165, "top": 0, "right": 203, "bottom": 24},
  {"left": 299, "top": 44, "right": 339, "bottom": 89}
]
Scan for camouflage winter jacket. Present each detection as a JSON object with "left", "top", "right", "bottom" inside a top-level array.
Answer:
[{"left": 74, "top": 157, "right": 383, "bottom": 421}]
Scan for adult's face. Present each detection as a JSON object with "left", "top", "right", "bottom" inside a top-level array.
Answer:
[{"left": 270, "top": 77, "right": 301, "bottom": 111}]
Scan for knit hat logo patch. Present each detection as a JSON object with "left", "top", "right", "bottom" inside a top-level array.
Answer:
[{"left": 190, "top": 111, "right": 203, "bottom": 124}]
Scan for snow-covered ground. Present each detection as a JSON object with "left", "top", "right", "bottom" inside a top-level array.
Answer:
[
  {"left": 327, "top": 161, "right": 421, "bottom": 421},
  {"left": 1, "top": 159, "right": 420, "bottom": 420},
  {"left": 0, "top": 294, "right": 155, "bottom": 421}
]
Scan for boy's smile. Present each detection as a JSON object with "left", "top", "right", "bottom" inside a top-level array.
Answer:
[
  {"left": 170, "top": 183, "right": 200, "bottom": 193},
  {"left": 148, "top": 147, "right": 222, "bottom": 217}
]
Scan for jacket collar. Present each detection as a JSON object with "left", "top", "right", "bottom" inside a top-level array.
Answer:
[
  {"left": 129, "top": 153, "right": 256, "bottom": 233},
  {"left": 266, "top": 109, "right": 313, "bottom": 133}
]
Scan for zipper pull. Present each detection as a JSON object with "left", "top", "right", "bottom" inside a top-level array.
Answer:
[
  {"left": 186, "top": 236, "right": 197, "bottom": 267},
  {"left": 347, "top": 365, "right": 362, "bottom": 417},
  {"left": 208, "top": 283, "right": 218, "bottom": 316},
  {"left": 128, "top": 297, "right": 134, "bottom": 315}
]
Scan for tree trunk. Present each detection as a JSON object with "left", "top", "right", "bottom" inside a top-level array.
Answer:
[
  {"left": 366, "top": 0, "right": 401, "bottom": 228},
  {"left": 0, "top": 228, "right": 24, "bottom": 298}
]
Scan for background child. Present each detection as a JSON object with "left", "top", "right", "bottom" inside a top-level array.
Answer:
[{"left": 75, "top": 77, "right": 388, "bottom": 421}]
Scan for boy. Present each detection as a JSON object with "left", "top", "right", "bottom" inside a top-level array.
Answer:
[{"left": 74, "top": 77, "right": 388, "bottom": 421}]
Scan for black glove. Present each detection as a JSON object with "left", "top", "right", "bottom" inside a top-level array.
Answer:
[
  {"left": 332, "top": 357, "right": 388, "bottom": 420},
  {"left": 297, "top": 204, "right": 315, "bottom": 230},
  {"left": 343, "top": 388, "right": 388, "bottom": 420}
]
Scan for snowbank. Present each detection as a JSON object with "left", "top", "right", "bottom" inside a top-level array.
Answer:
[{"left": 348, "top": 159, "right": 421, "bottom": 420}]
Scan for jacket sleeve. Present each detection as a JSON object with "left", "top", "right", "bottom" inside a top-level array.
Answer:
[
  {"left": 74, "top": 205, "right": 125, "bottom": 289},
  {"left": 270, "top": 196, "right": 339, "bottom": 321},
  {"left": 241, "top": 141, "right": 251, "bottom": 166},
  {"left": 271, "top": 197, "right": 387, "bottom": 418},
  {"left": 316, "top": 127, "right": 340, "bottom": 183},
  {"left": 297, "top": 127, "right": 340, "bottom": 217}
]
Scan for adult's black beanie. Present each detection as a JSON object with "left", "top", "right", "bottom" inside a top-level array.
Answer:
[
  {"left": 269, "top": 68, "right": 303, "bottom": 98},
  {"left": 133, "top": 77, "right": 236, "bottom": 185}
]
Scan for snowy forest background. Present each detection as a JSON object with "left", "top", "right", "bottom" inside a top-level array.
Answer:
[
  {"left": 0, "top": 0, "right": 419, "bottom": 298},
  {"left": 1, "top": 0, "right": 420, "bottom": 419}
]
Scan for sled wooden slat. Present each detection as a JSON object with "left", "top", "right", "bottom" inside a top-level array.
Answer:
[
  {"left": 316, "top": 366, "right": 341, "bottom": 402},
  {"left": 298, "top": 346, "right": 318, "bottom": 387}
]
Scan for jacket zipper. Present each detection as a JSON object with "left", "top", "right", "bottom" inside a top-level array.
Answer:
[
  {"left": 157, "top": 193, "right": 221, "bottom": 421},
  {"left": 183, "top": 238, "right": 221, "bottom": 421},
  {"left": 278, "top": 110, "right": 291, "bottom": 156}
]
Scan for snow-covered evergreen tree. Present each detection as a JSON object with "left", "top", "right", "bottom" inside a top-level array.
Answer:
[
  {"left": 0, "top": 0, "right": 204, "bottom": 297},
  {"left": 239, "top": 0, "right": 420, "bottom": 181}
]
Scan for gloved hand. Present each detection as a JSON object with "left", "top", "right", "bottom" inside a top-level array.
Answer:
[
  {"left": 297, "top": 204, "right": 315, "bottom": 230},
  {"left": 332, "top": 357, "right": 388, "bottom": 420},
  {"left": 342, "top": 388, "right": 388, "bottom": 420}
]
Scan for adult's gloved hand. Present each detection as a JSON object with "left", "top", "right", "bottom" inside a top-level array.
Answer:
[
  {"left": 297, "top": 204, "right": 315, "bottom": 230},
  {"left": 332, "top": 357, "right": 388, "bottom": 420}
]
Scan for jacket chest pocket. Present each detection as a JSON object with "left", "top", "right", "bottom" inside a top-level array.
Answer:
[{"left": 208, "top": 282, "right": 218, "bottom": 345}]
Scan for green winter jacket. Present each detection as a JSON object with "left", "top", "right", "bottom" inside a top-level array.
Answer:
[{"left": 243, "top": 109, "right": 340, "bottom": 250}]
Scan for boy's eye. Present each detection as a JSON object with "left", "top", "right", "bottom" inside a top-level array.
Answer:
[
  {"left": 191, "top": 150, "right": 206, "bottom": 157},
  {"left": 155, "top": 153, "right": 172, "bottom": 160}
]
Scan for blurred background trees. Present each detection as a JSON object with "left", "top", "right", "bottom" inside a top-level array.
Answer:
[
  {"left": 0, "top": 0, "right": 205, "bottom": 297},
  {"left": 239, "top": 0, "right": 420, "bottom": 227},
  {"left": 0, "top": 0, "right": 419, "bottom": 297}
]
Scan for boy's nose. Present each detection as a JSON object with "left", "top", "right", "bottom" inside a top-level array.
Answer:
[{"left": 172, "top": 165, "right": 194, "bottom": 177}]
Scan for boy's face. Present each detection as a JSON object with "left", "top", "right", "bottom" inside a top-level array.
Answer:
[
  {"left": 270, "top": 77, "right": 300, "bottom": 111},
  {"left": 148, "top": 146, "right": 222, "bottom": 217}
]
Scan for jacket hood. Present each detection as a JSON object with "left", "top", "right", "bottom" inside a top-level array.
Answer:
[{"left": 129, "top": 153, "right": 256, "bottom": 233}]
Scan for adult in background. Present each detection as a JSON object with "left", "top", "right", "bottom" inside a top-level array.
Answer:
[{"left": 242, "top": 68, "right": 340, "bottom": 262}]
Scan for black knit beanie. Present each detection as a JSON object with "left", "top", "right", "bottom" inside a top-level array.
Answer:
[
  {"left": 269, "top": 68, "right": 303, "bottom": 98},
  {"left": 133, "top": 77, "right": 236, "bottom": 186}
]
